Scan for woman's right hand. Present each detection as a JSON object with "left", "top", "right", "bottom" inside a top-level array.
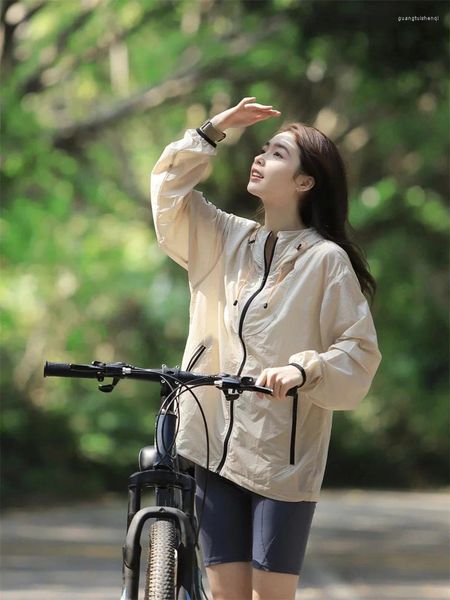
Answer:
[{"left": 210, "top": 97, "right": 281, "bottom": 133}]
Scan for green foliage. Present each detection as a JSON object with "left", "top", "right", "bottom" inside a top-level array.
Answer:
[{"left": 1, "top": 0, "right": 448, "bottom": 506}]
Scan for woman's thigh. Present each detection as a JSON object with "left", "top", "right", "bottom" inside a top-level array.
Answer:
[
  {"left": 194, "top": 464, "right": 252, "bottom": 566},
  {"left": 194, "top": 466, "right": 316, "bottom": 599},
  {"left": 251, "top": 495, "right": 316, "bottom": 576},
  {"left": 195, "top": 465, "right": 253, "bottom": 599}
]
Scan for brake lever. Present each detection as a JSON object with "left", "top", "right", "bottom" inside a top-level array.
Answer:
[
  {"left": 215, "top": 374, "right": 298, "bottom": 400},
  {"left": 215, "top": 375, "right": 272, "bottom": 400},
  {"left": 92, "top": 361, "right": 127, "bottom": 392}
]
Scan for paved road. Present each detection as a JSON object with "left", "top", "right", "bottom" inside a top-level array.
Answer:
[{"left": 1, "top": 490, "right": 448, "bottom": 599}]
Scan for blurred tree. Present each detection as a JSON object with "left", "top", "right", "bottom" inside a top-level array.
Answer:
[{"left": 1, "top": 0, "right": 448, "bottom": 506}]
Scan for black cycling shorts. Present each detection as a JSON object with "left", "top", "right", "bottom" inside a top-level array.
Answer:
[{"left": 194, "top": 464, "right": 316, "bottom": 575}]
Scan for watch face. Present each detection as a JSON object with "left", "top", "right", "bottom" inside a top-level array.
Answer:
[{"left": 202, "top": 122, "right": 225, "bottom": 142}]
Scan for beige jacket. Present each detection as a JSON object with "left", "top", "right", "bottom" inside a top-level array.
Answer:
[{"left": 150, "top": 128, "right": 382, "bottom": 502}]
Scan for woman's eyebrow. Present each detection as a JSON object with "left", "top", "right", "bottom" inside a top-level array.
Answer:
[{"left": 262, "top": 141, "right": 291, "bottom": 156}]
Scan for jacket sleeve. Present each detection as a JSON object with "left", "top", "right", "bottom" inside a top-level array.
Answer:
[
  {"left": 289, "top": 266, "right": 382, "bottom": 411},
  {"left": 150, "top": 128, "right": 231, "bottom": 282}
]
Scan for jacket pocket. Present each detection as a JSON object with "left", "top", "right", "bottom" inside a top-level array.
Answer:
[
  {"left": 186, "top": 342, "right": 207, "bottom": 371},
  {"left": 289, "top": 392, "right": 299, "bottom": 465}
]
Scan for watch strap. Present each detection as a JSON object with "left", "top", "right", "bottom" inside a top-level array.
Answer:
[
  {"left": 196, "top": 126, "right": 217, "bottom": 148},
  {"left": 197, "top": 120, "right": 226, "bottom": 146}
]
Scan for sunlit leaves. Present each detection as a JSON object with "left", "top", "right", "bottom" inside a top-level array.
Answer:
[{"left": 1, "top": 0, "right": 448, "bottom": 504}]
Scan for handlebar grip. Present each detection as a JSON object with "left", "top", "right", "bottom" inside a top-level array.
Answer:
[
  {"left": 262, "top": 386, "right": 299, "bottom": 397},
  {"left": 44, "top": 362, "right": 73, "bottom": 377},
  {"left": 43, "top": 362, "right": 99, "bottom": 379}
]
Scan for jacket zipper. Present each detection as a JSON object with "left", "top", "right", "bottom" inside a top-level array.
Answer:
[
  {"left": 216, "top": 233, "right": 278, "bottom": 474},
  {"left": 186, "top": 343, "right": 207, "bottom": 371}
]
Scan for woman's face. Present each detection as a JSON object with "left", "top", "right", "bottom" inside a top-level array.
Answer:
[{"left": 247, "top": 131, "right": 303, "bottom": 207}]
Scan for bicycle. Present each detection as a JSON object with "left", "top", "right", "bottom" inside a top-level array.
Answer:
[{"left": 43, "top": 360, "right": 299, "bottom": 600}]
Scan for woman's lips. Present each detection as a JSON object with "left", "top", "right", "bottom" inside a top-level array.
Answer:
[{"left": 250, "top": 168, "right": 264, "bottom": 181}]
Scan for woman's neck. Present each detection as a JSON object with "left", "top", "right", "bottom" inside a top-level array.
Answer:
[{"left": 263, "top": 207, "right": 308, "bottom": 235}]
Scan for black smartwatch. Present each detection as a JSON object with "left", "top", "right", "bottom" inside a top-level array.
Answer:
[{"left": 196, "top": 120, "right": 227, "bottom": 147}]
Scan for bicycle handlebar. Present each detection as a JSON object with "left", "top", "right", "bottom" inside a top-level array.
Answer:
[{"left": 43, "top": 361, "right": 299, "bottom": 398}]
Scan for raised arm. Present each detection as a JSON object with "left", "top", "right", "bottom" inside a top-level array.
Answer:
[
  {"left": 150, "top": 97, "right": 281, "bottom": 279},
  {"left": 150, "top": 128, "right": 220, "bottom": 271}
]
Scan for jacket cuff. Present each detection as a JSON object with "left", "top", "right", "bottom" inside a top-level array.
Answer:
[{"left": 288, "top": 350, "right": 323, "bottom": 392}]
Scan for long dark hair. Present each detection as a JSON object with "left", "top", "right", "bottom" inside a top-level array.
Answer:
[{"left": 277, "top": 122, "right": 377, "bottom": 305}]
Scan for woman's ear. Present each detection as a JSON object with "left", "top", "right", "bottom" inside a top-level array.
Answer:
[{"left": 295, "top": 174, "right": 315, "bottom": 192}]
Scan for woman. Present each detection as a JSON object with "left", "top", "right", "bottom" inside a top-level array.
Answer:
[{"left": 150, "top": 97, "right": 382, "bottom": 600}]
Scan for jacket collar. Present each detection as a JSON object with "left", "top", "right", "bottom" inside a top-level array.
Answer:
[{"left": 249, "top": 224, "right": 324, "bottom": 268}]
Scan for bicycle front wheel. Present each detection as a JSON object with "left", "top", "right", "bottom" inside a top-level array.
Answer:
[{"left": 144, "top": 519, "right": 177, "bottom": 600}]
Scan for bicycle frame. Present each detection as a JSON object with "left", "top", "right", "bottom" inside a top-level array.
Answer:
[
  {"left": 121, "top": 378, "right": 200, "bottom": 600},
  {"left": 43, "top": 360, "right": 294, "bottom": 600}
]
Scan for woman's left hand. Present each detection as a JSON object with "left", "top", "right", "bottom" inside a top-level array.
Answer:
[{"left": 255, "top": 365, "right": 304, "bottom": 400}]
